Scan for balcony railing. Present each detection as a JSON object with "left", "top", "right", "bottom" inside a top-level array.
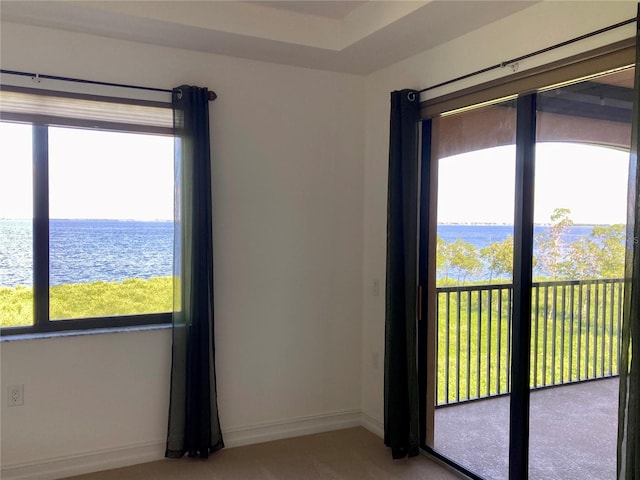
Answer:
[{"left": 435, "top": 278, "right": 623, "bottom": 406}]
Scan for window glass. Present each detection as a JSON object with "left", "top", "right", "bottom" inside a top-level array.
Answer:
[
  {"left": 527, "top": 67, "right": 631, "bottom": 480},
  {"left": 433, "top": 100, "right": 516, "bottom": 480},
  {"left": 0, "top": 122, "right": 34, "bottom": 327},
  {"left": 47, "top": 127, "right": 174, "bottom": 320}
]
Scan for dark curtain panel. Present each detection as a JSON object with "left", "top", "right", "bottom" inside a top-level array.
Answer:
[
  {"left": 618, "top": 11, "right": 640, "bottom": 479},
  {"left": 166, "top": 86, "right": 224, "bottom": 459},
  {"left": 384, "top": 89, "right": 420, "bottom": 459}
]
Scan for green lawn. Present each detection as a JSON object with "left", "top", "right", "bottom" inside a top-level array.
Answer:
[{"left": 0, "top": 277, "right": 173, "bottom": 327}]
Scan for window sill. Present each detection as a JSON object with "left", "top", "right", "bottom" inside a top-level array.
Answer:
[{"left": 0, "top": 323, "right": 171, "bottom": 342}]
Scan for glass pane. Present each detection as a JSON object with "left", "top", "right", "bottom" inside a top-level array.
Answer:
[
  {"left": 48, "top": 127, "right": 174, "bottom": 320},
  {"left": 0, "top": 122, "right": 33, "bottom": 327},
  {"left": 529, "top": 67, "right": 632, "bottom": 479},
  {"left": 433, "top": 100, "right": 516, "bottom": 479}
]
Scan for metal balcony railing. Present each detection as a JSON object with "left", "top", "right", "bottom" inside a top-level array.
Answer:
[{"left": 435, "top": 278, "right": 624, "bottom": 406}]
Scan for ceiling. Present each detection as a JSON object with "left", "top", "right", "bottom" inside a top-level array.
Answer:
[
  {"left": 246, "top": 1, "right": 367, "bottom": 19},
  {"left": 0, "top": 0, "right": 538, "bottom": 75}
]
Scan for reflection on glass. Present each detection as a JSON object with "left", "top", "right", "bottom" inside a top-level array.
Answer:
[
  {"left": 0, "top": 122, "right": 34, "bottom": 327},
  {"left": 48, "top": 127, "right": 174, "bottom": 320},
  {"left": 433, "top": 100, "right": 516, "bottom": 479},
  {"left": 528, "top": 68, "right": 632, "bottom": 479}
]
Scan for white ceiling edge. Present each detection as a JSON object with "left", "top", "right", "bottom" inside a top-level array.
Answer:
[
  {"left": 1, "top": 0, "right": 430, "bottom": 51},
  {"left": 75, "top": 0, "right": 344, "bottom": 50},
  {"left": 244, "top": 1, "right": 368, "bottom": 20},
  {"left": 0, "top": 1, "right": 539, "bottom": 75}
]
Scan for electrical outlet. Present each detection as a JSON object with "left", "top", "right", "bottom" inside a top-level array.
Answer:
[{"left": 7, "top": 385, "right": 24, "bottom": 407}]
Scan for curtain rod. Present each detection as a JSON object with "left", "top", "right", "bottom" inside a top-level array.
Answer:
[
  {"left": 0, "top": 69, "right": 217, "bottom": 101},
  {"left": 419, "top": 17, "right": 636, "bottom": 94}
]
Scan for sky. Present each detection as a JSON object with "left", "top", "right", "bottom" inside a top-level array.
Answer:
[
  {"left": 0, "top": 122, "right": 174, "bottom": 221},
  {"left": 0, "top": 122, "right": 631, "bottom": 225},
  {"left": 437, "top": 143, "right": 630, "bottom": 225}
]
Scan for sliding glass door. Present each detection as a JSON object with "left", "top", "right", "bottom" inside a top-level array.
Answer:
[{"left": 424, "top": 66, "right": 634, "bottom": 480}]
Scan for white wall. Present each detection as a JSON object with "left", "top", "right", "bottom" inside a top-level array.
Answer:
[
  {"left": 360, "top": 0, "right": 637, "bottom": 426},
  {"left": 0, "top": 22, "right": 365, "bottom": 478}
]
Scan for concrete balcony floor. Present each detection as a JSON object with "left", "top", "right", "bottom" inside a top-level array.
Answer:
[{"left": 433, "top": 377, "right": 618, "bottom": 480}]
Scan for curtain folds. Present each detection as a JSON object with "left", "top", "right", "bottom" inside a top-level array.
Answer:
[
  {"left": 166, "top": 85, "right": 224, "bottom": 459},
  {"left": 384, "top": 89, "right": 421, "bottom": 459},
  {"left": 618, "top": 11, "right": 640, "bottom": 479}
]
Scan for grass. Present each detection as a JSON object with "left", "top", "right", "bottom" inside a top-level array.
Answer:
[{"left": 0, "top": 277, "right": 173, "bottom": 328}]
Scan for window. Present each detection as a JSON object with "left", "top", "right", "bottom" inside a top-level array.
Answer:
[{"left": 0, "top": 86, "right": 174, "bottom": 335}]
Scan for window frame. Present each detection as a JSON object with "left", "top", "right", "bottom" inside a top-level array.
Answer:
[
  {"left": 0, "top": 88, "right": 174, "bottom": 336},
  {"left": 421, "top": 38, "right": 636, "bottom": 120}
]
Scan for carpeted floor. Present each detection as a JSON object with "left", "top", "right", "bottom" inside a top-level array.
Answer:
[{"left": 63, "top": 427, "right": 463, "bottom": 480}]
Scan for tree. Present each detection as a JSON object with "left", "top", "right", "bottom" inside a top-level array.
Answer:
[
  {"left": 535, "top": 208, "right": 573, "bottom": 279},
  {"left": 481, "top": 235, "right": 513, "bottom": 282},
  {"left": 437, "top": 237, "right": 453, "bottom": 285},
  {"left": 445, "top": 238, "right": 482, "bottom": 284},
  {"left": 560, "top": 237, "right": 599, "bottom": 279},
  {"left": 591, "top": 224, "right": 625, "bottom": 278},
  {"left": 436, "top": 235, "right": 447, "bottom": 272},
  {"left": 558, "top": 224, "right": 625, "bottom": 280},
  {"left": 535, "top": 208, "right": 624, "bottom": 280}
]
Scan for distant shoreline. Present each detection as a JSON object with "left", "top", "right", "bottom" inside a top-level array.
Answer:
[
  {"left": 439, "top": 222, "right": 617, "bottom": 227},
  {"left": 0, "top": 218, "right": 173, "bottom": 222}
]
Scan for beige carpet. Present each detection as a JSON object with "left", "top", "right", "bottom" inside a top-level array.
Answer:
[{"left": 63, "top": 427, "right": 462, "bottom": 480}]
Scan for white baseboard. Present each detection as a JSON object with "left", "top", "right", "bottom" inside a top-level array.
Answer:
[
  {"left": 223, "top": 409, "right": 361, "bottom": 447},
  {"left": 0, "top": 440, "right": 166, "bottom": 480},
  {"left": 0, "top": 409, "right": 362, "bottom": 480},
  {"left": 360, "top": 412, "right": 383, "bottom": 438}
]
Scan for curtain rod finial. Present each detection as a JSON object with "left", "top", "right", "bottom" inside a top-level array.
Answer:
[{"left": 208, "top": 91, "right": 217, "bottom": 102}]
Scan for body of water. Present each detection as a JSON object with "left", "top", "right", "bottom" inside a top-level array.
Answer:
[
  {"left": 438, "top": 224, "right": 597, "bottom": 250},
  {"left": 0, "top": 219, "right": 173, "bottom": 287},
  {"left": 0, "top": 220, "right": 609, "bottom": 287}
]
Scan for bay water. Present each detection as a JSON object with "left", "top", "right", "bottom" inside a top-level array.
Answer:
[
  {"left": 0, "top": 220, "right": 599, "bottom": 287},
  {"left": 1, "top": 219, "right": 173, "bottom": 287}
]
